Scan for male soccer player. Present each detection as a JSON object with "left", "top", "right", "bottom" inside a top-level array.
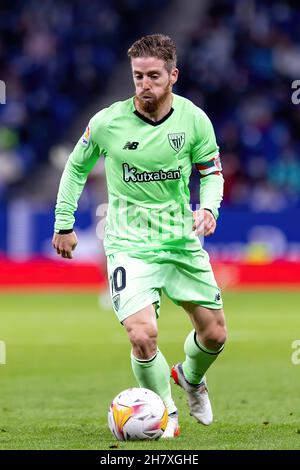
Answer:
[{"left": 53, "top": 34, "right": 227, "bottom": 438}]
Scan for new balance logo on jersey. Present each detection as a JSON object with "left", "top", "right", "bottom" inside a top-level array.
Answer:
[
  {"left": 123, "top": 163, "right": 181, "bottom": 183},
  {"left": 123, "top": 141, "right": 139, "bottom": 150},
  {"left": 214, "top": 292, "right": 221, "bottom": 302}
]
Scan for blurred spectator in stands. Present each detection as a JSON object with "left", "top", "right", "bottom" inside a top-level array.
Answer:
[
  {"left": 180, "top": 0, "right": 300, "bottom": 212},
  {"left": 0, "top": 0, "right": 170, "bottom": 198}
]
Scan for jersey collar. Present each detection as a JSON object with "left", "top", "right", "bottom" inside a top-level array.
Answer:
[{"left": 132, "top": 97, "right": 174, "bottom": 126}]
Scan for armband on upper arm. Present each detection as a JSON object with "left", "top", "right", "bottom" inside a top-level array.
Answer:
[{"left": 195, "top": 154, "right": 222, "bottom": 177}]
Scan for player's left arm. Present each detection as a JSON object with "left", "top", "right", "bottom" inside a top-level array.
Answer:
[{"left": 191, "top": 110, "right": 224, "bottom": 237}]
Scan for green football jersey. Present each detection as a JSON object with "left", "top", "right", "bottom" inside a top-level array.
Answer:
[{"left": 55, "top": 94, "right": 224, "bottom": 255}]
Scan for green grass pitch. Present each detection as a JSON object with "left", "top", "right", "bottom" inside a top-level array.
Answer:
[{"left": 0, "top": 290, "right": 300, "bottom": 450}]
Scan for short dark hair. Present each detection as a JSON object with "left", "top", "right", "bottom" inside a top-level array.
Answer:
[{"left": 127, "top": 34, "right": 177, "bottom": 72}]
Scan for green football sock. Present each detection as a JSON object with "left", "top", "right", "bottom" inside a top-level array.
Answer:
[
  {"left": 182, "top": 330, "right": 224, "bottom": 385},
  {"left": 131, "top": 349, "right": 177, "bottom": 414}
]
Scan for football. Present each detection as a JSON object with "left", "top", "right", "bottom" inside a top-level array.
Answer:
[{"left": 108, "top": 387, "right": 168, "bottom": 441}]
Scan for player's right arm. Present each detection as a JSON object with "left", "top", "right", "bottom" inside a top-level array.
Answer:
[{"left": 53, "top": 120, "right": 101, "bottom": 259}]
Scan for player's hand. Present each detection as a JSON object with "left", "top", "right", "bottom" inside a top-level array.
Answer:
[
  {"left": 192, "top": 209, "right": 216, "bottom": 237},
  {"left": 52, "top": 231, "right": 78, "bottom": 259}
]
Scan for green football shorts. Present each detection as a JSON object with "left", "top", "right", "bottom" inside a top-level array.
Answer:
[{"left": 107, "top": 249, "right": 223, "bottom": 323}]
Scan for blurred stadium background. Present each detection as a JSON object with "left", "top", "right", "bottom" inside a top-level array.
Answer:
[
  {"left": 1, "top": 0, "right": 300, "bottom": 288},
  {"left": 1, "top": 0, "right": 300, "bottom": 450}
]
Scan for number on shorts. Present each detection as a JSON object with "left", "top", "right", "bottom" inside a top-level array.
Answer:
[{"left": 111, "top": 266, "right": 126, "bottom": 294}]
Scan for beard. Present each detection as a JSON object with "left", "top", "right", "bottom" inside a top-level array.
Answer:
[{"left": 135, "top": 81, "right": 171, "bottom": 114}]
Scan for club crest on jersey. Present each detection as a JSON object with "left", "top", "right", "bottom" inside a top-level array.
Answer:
[
  {"left": 168, "top": 133, "right": 185, "bottom": 152},
  {"left": 81, "top": 125, "right": 91, "bottom": 147},
  {"left": 113, "top": 294, "right": 120, "bottom": 311}
]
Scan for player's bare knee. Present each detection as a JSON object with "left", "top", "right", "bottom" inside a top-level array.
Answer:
[
  {"left": 215, "top": 325, "right": 227, "bottom": 348},
  {"left": 127, "top": 326, "right": 157, "bottom": 359},
  {"left": 131, "top": 339, "right": 157, "bottom": 359},
  {"left": 201, "top": 325, "right": 227, "bottom": 351}
]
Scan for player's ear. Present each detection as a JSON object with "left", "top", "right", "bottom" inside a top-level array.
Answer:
[{"left": 170, "top": 68, "right": 179, "bottom": 86}]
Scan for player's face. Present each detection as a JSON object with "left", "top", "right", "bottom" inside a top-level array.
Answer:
[{"left": 131, "top": 57, "right": 178, "bottom": 113}]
